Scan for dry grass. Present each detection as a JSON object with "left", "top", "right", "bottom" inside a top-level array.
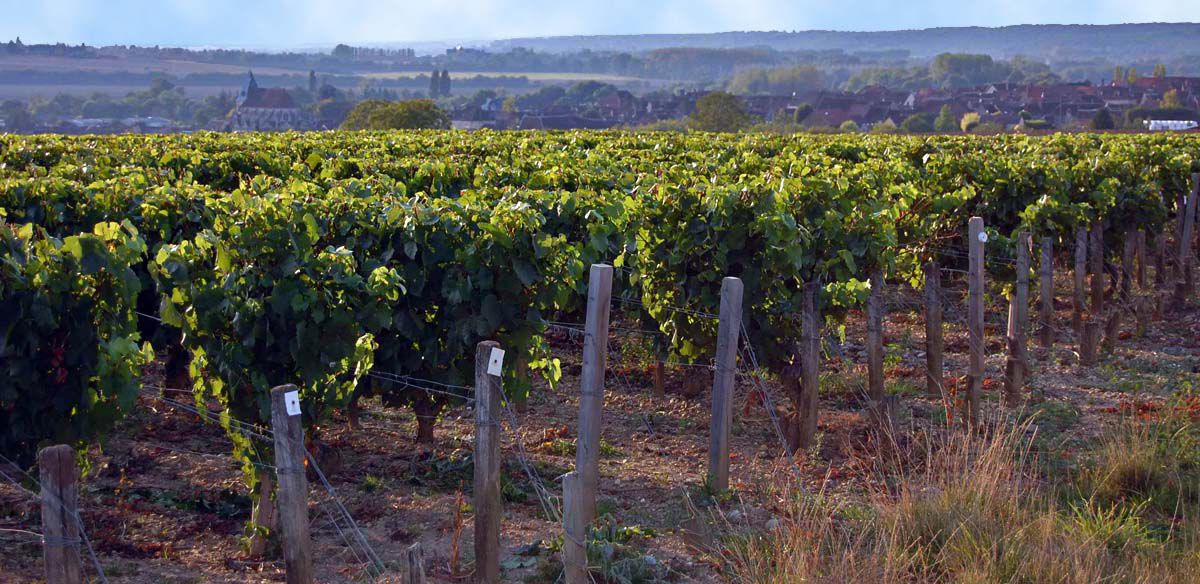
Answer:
[{"left": 717, "top": 412, "right": 1200, "bottom": 583}]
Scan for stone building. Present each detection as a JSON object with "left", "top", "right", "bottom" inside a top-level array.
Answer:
[{"left": 229, "top": 73, "right": 310, "bottom": 131}]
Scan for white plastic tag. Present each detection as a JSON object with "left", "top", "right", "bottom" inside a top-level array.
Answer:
[
  {"left": 488, "top": 348, "right": 505, "bottom": 376},
  {"left": 977, "top": 232, "right": 989, "bottom": 243},
  {"left": 284, "top": 391, "right": 301, "bottom": 416}
]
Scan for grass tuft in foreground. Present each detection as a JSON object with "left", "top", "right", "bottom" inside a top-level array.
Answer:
[{"left": 717, "top": 409, "right": 1200, "bottom": 583}]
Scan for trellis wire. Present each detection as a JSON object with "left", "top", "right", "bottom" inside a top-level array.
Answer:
[
  {"left": 0, "top": 453, "right": 108, "bottom": 584},
  {"left": 139, "top": 386, "right": 386, "bottom": 580}
]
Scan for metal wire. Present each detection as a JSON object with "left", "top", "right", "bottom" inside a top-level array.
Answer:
[
  {"left": 304, "top": 450, "right": 387, "bottom": 578},
  {"left": 140, "top": 385, "right": 386, "bottom": 579},
  {"left": 366, "top": 371, "right": 475, "bottom": 403},
  {"left": 0, "top": 454, "right": 109, "bottom": 584},
  {"left": 496, "top": 396, "right": 562, "bottom": 523}
]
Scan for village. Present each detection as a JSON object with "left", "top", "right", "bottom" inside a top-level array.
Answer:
[
  {"left": 6, "top": 73, "right": 1199, "bottom": 135},
  {"left": 451, "top": 74, "right": 1200, "bottom": 132}
]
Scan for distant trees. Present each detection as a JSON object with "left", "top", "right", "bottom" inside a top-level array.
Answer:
[
  {"left": 426, "top": 70, "right": 452, "bottom": 98},
  {"left": 726, "top": 65, "right": 823, "bottom": 95},
  {"left": 340, "top": 99, "right": 451, "bottom": 130},
  {"left": 960, "top": 112, "right": 981, "bottom": 132},
  {"left": 930, "top": 53, "right": 999, "bottom": 88},
  {"left": 313, "top": 99, "right": 354, "bottom": 128},
  {"left": 792, "top": 103, "right": 813, "bottom": 124},
  {"left": 971, "top": 121, "right": 1004, "bottom": 134},
  {"left": 1153, "top": 64, "right": 1167, "bottom": 78},
  {"left": 1126, "top": 67, "right": 1140, "bottom": 85},
  {"left": 1162, "top": 89, "right": 1183, "bottom": 109},
  {"left": 934, "top": 105, "right": 957, "bottom": 132},
  {"left": 687, "top": 92, "right": 755, "bottom": 132},
  {"left": 0, "top": 100, "right": 33, "bottom": 131},
  {"left": 870, "top": 118, "right": 899, "bottom": 134},
  {"left": 1123, "top": 105, "right": 1200, "bottom": 128},
  {"left": 900, "top": 113, "right": 934, "bottom": 133},
  {"left": 838, "top": 120, "right": 860, "bottom": 133},
  {"left": 844, "top": 53, "right": 1060, "bottom": 92},
  {"left": 1090, "top": 107, "right": 1116, "bottom": 130},
  {"left": 308, "top": 70, "right": 318, "bottom": 94}
]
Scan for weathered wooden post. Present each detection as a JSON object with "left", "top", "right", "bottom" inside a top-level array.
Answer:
[
  {"left": 1192, "top": 173, "right": 1200, "bottom": 286},
  {"left": 1136, "top": 230, "right": 1147, "bottom": 289},
  {"left": 1155, "top": 233, "right": 1168, "bottom": 287},
  {"left": 1080, "top": 321, "right": 1101, "bottom": 366},
  {"left": 401, "top": 543, "right": 426, "bottom": 584},
  {"left": 1102, "top": 309, "right": 1123, "bottom": 352},
  {"left": 1175, "top": 193, "right": 1187, "bottom": 283},
  {"left": 925, "top": 260, "right": 945, "bottom": 399},
  {"left": 1135, "top": 295, "right": 1152, "bottom": 338},
  {"left": 576, "top": 264, "right": 612, "bottom": 523},
  {"left": 966, "top": 217, "right": 985, "bottom": 425},
  {"left": 1176, "top": 175, "right": 1200, "bottom": 307},
  {"left": 561, "top": 471, "right": 587, "bottom": 584},
  {"left": 866, "top": 268, "right": 886, "bottom": 424},
  {"left": 1038, "top": 236, "right": 1054, "bottom": 348},
  {"left": 798, "top": 281, "right": 821, "bottom": 448},
  {"left": 39, "top": 445, "right": 81, "bottom": 584},
  {"left": 708, "top": 277, "right": 742, "bottom": 492},
  {"left": 474, "top": 341, "right": 502, "bottom": 584},
  {"left": 269, "top": 385, "right": 314, "bottom": 584},
  {"left": 1073, "top": 227, "right": 1087, "bottom": 334},
  {"left": 652, "top": 358, "right": 665, "bottom": 399},
  {"left": 1089, "top": 221, "right": 1105, "bottom": 317},
  {"left": 1121, "top": 230, "right": 1136, "bottom": 303},
  {"left": 1003, "top": 231, "right": 1030, "bottom": 407}
]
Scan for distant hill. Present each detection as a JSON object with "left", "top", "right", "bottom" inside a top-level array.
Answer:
[{"left": 489, "top": 23, "right": 1200, "bottom": 60}]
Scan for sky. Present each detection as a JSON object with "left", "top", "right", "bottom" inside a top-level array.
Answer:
[{"left": 1, "top": 0, "right": 1198, "bottom": 48}]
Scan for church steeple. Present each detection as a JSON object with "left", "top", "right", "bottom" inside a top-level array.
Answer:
[{"left": 247, "top": 70, "right": 259, "bottom": 92}]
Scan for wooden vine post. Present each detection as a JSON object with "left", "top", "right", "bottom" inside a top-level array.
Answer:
[
  {"left": 401, "top": 543, "right": 426, "bottom": 584},
  {"left": 1178, "top": 174, "right": 1200, "bottom": 307},
  {"left": 1174, "top": 193, "right": 1187, "bottom": 283},
  {"left": 1121, "top": 230, "right": 1136, "bottom": 303},
  {"left": 1155, "top": 233, "right": 1168, "bottom": 287},
  {"left": 1003, "top": 231, "right": 1030, "bottom": 407},
  {"left": 924, "top": 260, "right": 944, "bottom": 399},
  {"left": 798, "top": 281, "right": 821, "bottom": 448},
  {"left": 966, "top": 217, "right": 985, "bottom": 425},
  {"left": 269, "top": 385, "right": 314, "bottom": 584},
  {"left": 708, "top": 276, "right": 743, "bottom": 492},
  {"left": 866, "top": 268, "right": 888, "bottom": 426},
  {"left": 561, "top": 471, "right": 587, "bottom": 584},
  {"left": 1080, "top": 321, "right": 1101, "bottom": 366},
  {"left": 39, "top": 444, "right": 81, "bottom": 584},
  {"left": 473, "top": 341, "right": 503, "bottom": 584},
  {"left": 576, "top": 264, "right": 612, "bottom": 523},
  {"left": 1089, "top": 221, "right": 1104, "bottom": 317},
  {"left": 1073, "top": 227, "right": 1087, "bottom": 334},
  {"left": 1190, "top": 172, "right": 1200, "bottom": 292},
  {"left": 652, "top": 356, "right": 666, "bottom": 399},
  {"left": 1038, "top": 236, "right": 1054, "bottom": 348},
  {"left": 1136, "top": 230, "right": 1147, "bottom": 289}
]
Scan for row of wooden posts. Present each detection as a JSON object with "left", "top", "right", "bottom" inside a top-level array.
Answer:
[{"left": 34, "top": 174, "right": 1200, "bottom": 584}]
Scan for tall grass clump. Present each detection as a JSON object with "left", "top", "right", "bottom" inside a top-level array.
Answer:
[{"left": 717, "top": 410, "right": 1200, "bottom": 583}]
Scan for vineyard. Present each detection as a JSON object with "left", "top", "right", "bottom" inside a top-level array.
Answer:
[{"left": 2, "top": 130, "right": 1200, "bottom": 583}]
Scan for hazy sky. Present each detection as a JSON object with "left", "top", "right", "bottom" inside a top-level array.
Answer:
[{"left": 2, "top": 0, "right": 1198, "bottom": 48}]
